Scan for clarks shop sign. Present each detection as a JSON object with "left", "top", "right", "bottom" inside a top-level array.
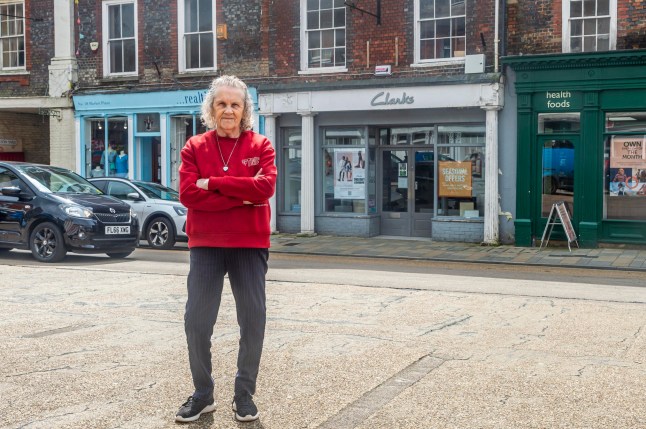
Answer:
[{"left": 370, "top": 91, "right": 415, "bottom": 107}]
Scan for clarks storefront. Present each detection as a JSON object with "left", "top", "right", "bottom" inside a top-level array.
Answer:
[{"left": 505, "top": 50, "right": 646, "bottom": 247}]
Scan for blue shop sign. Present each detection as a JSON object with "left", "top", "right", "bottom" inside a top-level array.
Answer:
[{"left": 73, "top": 88, "right": 258, "bottom": 113}]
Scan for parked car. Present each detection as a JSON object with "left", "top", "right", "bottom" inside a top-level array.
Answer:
[
  {"left": 89, "top": 177, "right": 187, "bottom": 250},
  {"left": 0, "top": 162, "right": 139, "bottom": 262}
]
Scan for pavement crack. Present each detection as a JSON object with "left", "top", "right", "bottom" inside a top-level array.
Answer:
[
  {"left": 419, "top": 315, "right": 472, "bottom": 336},
  {"left": 8, "top": 365, "right": 73, "bottom": 377}
]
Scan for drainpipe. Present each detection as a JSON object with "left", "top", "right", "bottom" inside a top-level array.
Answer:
[{"left": 495, "top": 0, "right": 500, "bottom": 72}]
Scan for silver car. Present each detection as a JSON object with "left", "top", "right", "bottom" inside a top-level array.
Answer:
[{"left": 89, "top": 178, "right": 187, "bottom": 249}]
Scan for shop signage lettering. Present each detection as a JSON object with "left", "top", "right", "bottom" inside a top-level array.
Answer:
[
  {"left": 545, "top": 91, "right": 572, "bottom": 109},
  {"left": 370, "top": 91, "right": 414, "bottom": 107},
  {"left": 621, "top": 140, "right": 643, "bottom": 159},
  {"left": 610, "top": 136, "right": 646, "bottom": 168},
  {"left": 182, "top": 91, "right": 207, "bottom": 105},
  {"left": 438, "top": 161, "right": 472, "bottom": 197}
]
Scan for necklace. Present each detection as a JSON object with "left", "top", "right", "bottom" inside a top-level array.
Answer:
[{"left": 215, "top": 132, "right": 240, "bottom": 172}]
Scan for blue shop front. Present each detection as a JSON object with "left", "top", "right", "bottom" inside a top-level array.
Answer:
[{"left": 73, "top": 88, "right": 259, "bottom": 190}]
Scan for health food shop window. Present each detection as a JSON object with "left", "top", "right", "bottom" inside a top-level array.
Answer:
[
  {"left": 436, "top": 124, "right": 485, "bottom": 217},
  {"left": 322, "top": 128, "right": 369, "bottom": 213},
  {"left": 282, "top": 128, "right": 302, "bottom": 213},
  {"left": 604, "top": 112, "right": 646, "bottom": 220}
]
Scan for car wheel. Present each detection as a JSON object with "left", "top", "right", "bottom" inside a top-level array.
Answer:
[
  {"left": 146, "top": 216, "right": 176, "bottom": 250},
  {"left": 106, "top": 251, "right": 134, "bottom": 258},
  {"left": 30, "top": 222, "right": 67, "bottom": 263}
]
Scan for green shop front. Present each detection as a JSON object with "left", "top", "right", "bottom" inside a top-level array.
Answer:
[{"left": 505, "top": 50, "right": 646, "bottom": 247}]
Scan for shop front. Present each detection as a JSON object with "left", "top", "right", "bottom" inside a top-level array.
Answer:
[
  {"left": 73, "top": 88, "right": 258, "bottom": 190},
  {"left": 504, "top": 50, "right": 646, "bottom": 247},
  {"left": 258, "top": 79, "right": 503, "bottom": 241}
]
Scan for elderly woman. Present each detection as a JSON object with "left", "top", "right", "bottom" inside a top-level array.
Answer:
[{"left": 176, "top": 75, "right": 276, "bottom": 423}]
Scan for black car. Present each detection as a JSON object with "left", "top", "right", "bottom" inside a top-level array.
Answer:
[{"left": 0, "top": 162, "right": 139, "bottom": 262}]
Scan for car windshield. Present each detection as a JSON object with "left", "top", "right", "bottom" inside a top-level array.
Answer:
[
  {"left": 16, "top": 165, "right": 102, "bottom": 195},
  {"left": 133, "top": 181, "right": 180, "bottom": 201}
]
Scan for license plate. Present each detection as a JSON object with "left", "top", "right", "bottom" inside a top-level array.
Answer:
[{"left": 106, "top": 226, "right": 130, "bottom": 235}]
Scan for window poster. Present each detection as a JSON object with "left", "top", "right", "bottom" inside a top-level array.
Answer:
[
  {"left": 334, "top": 148, "right": 366, "bottom": 199},
  {"left": 438, "top": 161, "right": 472, "bottom": 197},
  {"left": 609, "top": 136, "right": 646, "bottom": 197}
]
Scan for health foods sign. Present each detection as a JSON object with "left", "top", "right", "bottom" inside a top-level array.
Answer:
[{"left": 539, "top": 91, "right": 581, "bottom": 110}]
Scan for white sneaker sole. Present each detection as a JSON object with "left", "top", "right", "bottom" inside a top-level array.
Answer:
[
  {"left": 175, "top": 403, "right": 216, "bottom": 423},
  {"left": 232, "top": 402, "right": 259, "bottom": 422}
]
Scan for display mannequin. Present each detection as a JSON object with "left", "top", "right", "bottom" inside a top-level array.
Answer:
[{"left": 115, "top": 150, "right": 128, "bottom": 178}]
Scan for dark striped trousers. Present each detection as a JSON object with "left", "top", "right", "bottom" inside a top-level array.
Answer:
[{"left": 184, "top": 247, "right": 268, "bottom": 400}]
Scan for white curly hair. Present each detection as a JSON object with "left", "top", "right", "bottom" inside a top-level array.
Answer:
[{"left": 200, "top": 75, "right": 254, "bottom": 131}]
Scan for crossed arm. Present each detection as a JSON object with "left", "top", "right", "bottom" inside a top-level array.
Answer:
[{"left": 179, "top": 143, "right": 276, "bottom": 212}]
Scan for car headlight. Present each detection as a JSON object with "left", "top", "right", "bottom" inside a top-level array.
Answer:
[
  {"left": 130, "top": 209, "right": 137, "bottom": 218},
  {"left": 173, "top": 206, "right": 187, "bottom": 216},
  {"left": 62, "top": 204, "right": 93, "bottom": 218}
]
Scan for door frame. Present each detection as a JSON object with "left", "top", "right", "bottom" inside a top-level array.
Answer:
[
  {"left": 535, "top": 135, "right": 580, "bottom": 239},
  {"left": 378, "top": 146, "right": 435, "bottom": 237}
]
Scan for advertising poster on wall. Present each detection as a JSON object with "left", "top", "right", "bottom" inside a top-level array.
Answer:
[
  {"left": 334, "top": 148, "right": 366, "bottom": 199},
  {"left": 609, "top": 136, "right": 646, "bottom": 197},
  {"left": 438, "top": 161, "right": 472, "bottom": 197}
]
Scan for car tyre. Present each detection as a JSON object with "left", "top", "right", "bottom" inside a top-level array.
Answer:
[
  {"left": 146, "top": 216, "right": 175, "bottom": 250},
  {"left": 106, "top": 251, "right": 134, "bottom": 258},
  {"left": 30, "top": 222, "right": 67, "bottom": 263}
]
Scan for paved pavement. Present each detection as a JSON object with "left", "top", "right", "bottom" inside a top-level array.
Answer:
[
  {"left": 270, "top": 233, "right": 646, "bottom": 271},
  {"left": 1, "top": 261, "right": 645, "bottom": 429}
]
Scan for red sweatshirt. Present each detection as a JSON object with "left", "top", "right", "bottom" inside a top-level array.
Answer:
[{"left": 179, "top": 130, "right": 276, "bottom": 248}]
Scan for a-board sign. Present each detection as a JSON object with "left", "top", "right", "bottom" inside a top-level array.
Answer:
[
  {"left": 540, "top": 201, "right": 578, "bottom": 251},
  {"left": 555, "top": 201, "right": 577, "bottom": 243}
]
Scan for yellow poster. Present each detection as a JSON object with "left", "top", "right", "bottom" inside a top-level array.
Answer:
[{"left": 438, "top": 161, "right": 472, "bottom": 197}]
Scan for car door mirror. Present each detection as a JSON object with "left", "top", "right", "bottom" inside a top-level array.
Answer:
[
  {"left": 1, "top": 186, "right": 22, "bottom": 197},
  {"left": 127, "top": 192, "right": 143, "bottom": 201}
]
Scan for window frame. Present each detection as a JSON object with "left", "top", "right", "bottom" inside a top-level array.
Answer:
[
  {"left": 280, "top": 127, "right": 303, "bottom": 214},
  {"left": 299, "top": 0, "right": 348, "bottom": 74},
  {"left": 413, "top": 0, "right": 467, "bottom": 66},
  {"left": 102, "top": 0, "right": 138, "bottom": 77},
  {"left": 178, "top": 0, "right": 217, "bottom": 73},
  {"left": 562, "top": 0, "right": 617, "bottom": 53},
  {"left": 0, "top": 0, "right": 26, "bottom": 71},
  {"left": 320, "top": 127, "right": 368, "bottom": 214}
]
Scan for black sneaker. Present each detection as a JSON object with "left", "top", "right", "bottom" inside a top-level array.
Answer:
[
  {"left": 232, "top": 393, "right": 259, "bottom": 422},
  {"left": 175, "top": 396, "right": 216, "bottom": 423}
]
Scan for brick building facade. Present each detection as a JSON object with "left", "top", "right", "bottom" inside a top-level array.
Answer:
[{"left": 502, "top": 0, "right": 646, "bottom": 247}]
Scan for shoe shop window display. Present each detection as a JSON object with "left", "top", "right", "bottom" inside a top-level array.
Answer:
[{"left": 175, "top": 75, "right": 277, "bottom": 423}]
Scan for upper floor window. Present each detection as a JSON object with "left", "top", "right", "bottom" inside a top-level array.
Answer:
[
  {"left": 563, "top": 0, "right": 616, "bottom": 52},
  {"left": 301, "top": 0, "right": 346, "bottom": 72},
  {"left": 415, "top": 0, "right": 466, "bottom": 63},
  {"left": 0, "top": 1, "right": 25, "bottom": 70},
  {"left": 102, "top": 0, "right": 137, "bottom": 76},
  {"left": 179, "top": 0, "right": 215, "bottom": 72}
]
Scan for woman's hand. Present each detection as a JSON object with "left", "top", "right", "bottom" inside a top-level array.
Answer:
[{"left": 196, "top": 178, "right": 208, "bottom": 190}]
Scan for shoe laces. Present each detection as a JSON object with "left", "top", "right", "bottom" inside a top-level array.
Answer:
[
  {"left": 182, "top": 396, "right": 196, "bottom": 407},
  {"left": 235, "top": 393, "right": 253, "bottom": 408}
]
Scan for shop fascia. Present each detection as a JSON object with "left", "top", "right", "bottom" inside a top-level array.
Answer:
[{"left": 258, "top": 83, "right": 499, "bottom": 114}]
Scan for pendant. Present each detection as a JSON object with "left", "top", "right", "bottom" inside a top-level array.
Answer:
[{"left": 223, "top": 166, "right": 229, "bottom": 172}]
